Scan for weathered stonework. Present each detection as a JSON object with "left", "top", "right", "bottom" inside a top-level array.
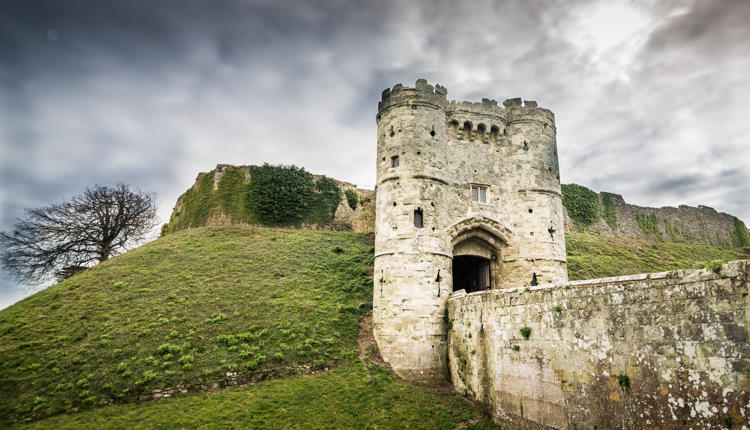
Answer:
[
  {"left": 371, "top": 79, "right": 749, "bottom": 427},
  {"left": 564, "top": 191, "right": 744, "bottom": 247},
  {"left": 169, "top": 164, "right": 375, "bottom": 233},
  {"left": 373, "top": 79, "right": 567, "bottom": 384},
  {"left": 447, "top": 260, "right": 750, "bottom": 429}
]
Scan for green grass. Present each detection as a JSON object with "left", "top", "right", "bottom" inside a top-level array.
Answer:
[
  {"left": 18, "top": 361, "right": 497, "bottom": 430},
  {"left": 0, "top": 226, "right": 374, "bottom": 425},
  {"left": 566, "top": 231, "right": 750, "bottom": 280},
  {"left": 3, "top": 225, "right": 748, "bottom": 428}
]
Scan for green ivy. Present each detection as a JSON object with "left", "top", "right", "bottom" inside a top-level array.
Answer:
[
  {"left": 217, "top": 168, "right": 251, "bottom": 223},
  {"left": 344, "top": 189, "right": 359, "bottom": 211},
  {"left": 561, "top": 184, "right": 600, "bottom": 227},
  {"left": 247, "top": 164, "right": 316, "bottom": 226},
  {"left": 163, "top": 164, "right": 343, "bottom": 233},
  {"left": 731, "top": 217, "right": 750, "bottom": 247},
  {"left": 601, "top": 193, "right": 618, "bottom": 229},
  {"left": 166, "top": 172, "right": 216, "bottom": 234},
  {"left": 307, "top": 176, "right": 342, "bottom": 225},
  {"left": 635, "top": 212, "right": 660, "bottom": 236}
]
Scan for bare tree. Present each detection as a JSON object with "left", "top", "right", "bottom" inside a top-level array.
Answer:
[{"left": 0, "top": 184, "right": 157, "bottom": 284}]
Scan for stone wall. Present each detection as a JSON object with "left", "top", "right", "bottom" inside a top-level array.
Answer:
[
  {"left": 168, "top": 164, "right": 375, "bottom": 233},
  {"left": 169, "top": 164, "right": 747, "bottom": 246},
  {"left": 564, "top": 191, "right": 744, "bottom": 247},
  {"left": 446, "top": 260, "right": 750, "bottom": 429}
]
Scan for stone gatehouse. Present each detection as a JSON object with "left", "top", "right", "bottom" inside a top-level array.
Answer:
[
  {"left": 372, "top": 79, "right": 567, "bottom": 383},
  {"left": 371, "top": 79, "right": 749, "bottom": 429}
]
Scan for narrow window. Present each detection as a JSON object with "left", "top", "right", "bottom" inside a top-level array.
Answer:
[
  {"left": 391, "top": 155, "right": 399, "bottom": 167},
  {"left": 471, "top": 185, "right": 488, "bottom": 203},
  {"left": 414, "top": 208, "right": 423, "bottom": 228}
]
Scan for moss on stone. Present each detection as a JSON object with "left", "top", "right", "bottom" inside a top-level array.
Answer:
[{"left": 635, "top": 212, "right": 660, "bottom": 236}]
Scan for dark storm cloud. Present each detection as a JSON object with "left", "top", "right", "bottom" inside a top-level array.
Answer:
[{"left": 1, "top": 0, "right": 749, "bottom": 308}]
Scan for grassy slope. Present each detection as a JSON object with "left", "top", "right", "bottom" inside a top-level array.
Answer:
[
  {"left": 0, "top": 227, "right": 375, "bottom": 424},
  {"left": 22, "top": 362, "right": 496, "bottom": 430},
  {"left": 566, "top": 231, "right": 750, "bottom": 280},
  {"left": 3, "top": 227, "right": 749, "bottom": 428}
]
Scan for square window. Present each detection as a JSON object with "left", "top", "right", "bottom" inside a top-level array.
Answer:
[
  {"left": 471, "top": 185, "right": 487, "bottom": 203},
  {"left": 391, "top": 155, "right": 399, "bottom": 167}
]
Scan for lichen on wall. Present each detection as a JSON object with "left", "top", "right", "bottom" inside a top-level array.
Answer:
[{"left": 447, "top": 260, "right": 750, "bottom": 429}]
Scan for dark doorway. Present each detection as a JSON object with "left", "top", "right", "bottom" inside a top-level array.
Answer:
[{"left": 452, "top": 255, "right": 491, "bottom": 293}]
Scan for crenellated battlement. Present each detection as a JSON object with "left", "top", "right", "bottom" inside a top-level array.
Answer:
[
  {"left": 378, "top": 79, "right": 554, "bottom": 128},
  {"left": 378, "top": 79, "right": 448, "bottom": 114}
]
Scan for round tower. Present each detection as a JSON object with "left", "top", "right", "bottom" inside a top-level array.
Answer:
[
  {"left": 373, "top": 79, "right": 452, "bottom": 384},
  {"left": 500, "top": 98, "right": 567, "bottom": 287}
]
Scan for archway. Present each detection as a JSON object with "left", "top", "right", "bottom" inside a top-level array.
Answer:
[
  {"left": 453, "top": 255, "right": 491, "bottom": 293},
  {"left": 448, "top": 217, "right": 510, "bottom": 294}
]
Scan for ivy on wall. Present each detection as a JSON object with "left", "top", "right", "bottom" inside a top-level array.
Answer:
[
  {"left": 165, "top": 164, "right": 342, "bottom": 233},
  {"left": 732, "top": 217, "right": 750, "bottom": 247},
  {"left": 345, "top": 189, "right": 359, "bottom": 210},
  {"left": 217, "top": 168, "right": 250, "bottom": 224},
  {"left": 561, "top": 184, "right": 601, "bottom": 227},
  {"left": 601, "top": 193, "right": 618, "bottom": 229},
  {"left": 307, "top": 176, "right": 342, "bottom": 225},
  {"left": 636, "top": 212, "right": 660, "bottom": 236}
]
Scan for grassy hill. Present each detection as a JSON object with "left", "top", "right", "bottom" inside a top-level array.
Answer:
[
  {"left": 1, "top": 226, "right": 748, "bottom": 428},
  {"left": 21, "top": 361, "right": 496, "bottom": 430},
  {"left": 0, "top": 227, "right": 497, "bottom": 428},
  {"left": 0, "top": 227, "right": 375, "bottom": 425},
  {"left": 566, "top": 232, "right": 750, "bottom": 280}
]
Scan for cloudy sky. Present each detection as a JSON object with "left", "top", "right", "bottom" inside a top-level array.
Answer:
[{"left": 1, "top": 0, "right": 749, "bottom": 308}]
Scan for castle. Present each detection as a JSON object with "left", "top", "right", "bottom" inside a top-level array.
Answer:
[
  {"left": 373, "top": 79, "right": 567, "bottom": 382},
  {"left": 372, "top": 80, "right": 749, "bottom": 429}
]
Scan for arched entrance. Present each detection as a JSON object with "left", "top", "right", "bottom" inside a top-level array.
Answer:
[
  {"left": 453, "top": 255, "right": 491, "bottom": 293},
  {"left": 448, "top": 217, "right": 509, "bottom": 294}
]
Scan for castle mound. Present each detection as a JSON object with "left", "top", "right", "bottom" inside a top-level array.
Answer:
[{"left": 0, "top": 226, "right": 374, "bottom": 424}]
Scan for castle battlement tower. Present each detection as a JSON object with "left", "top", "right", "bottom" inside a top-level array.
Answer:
[{"left": 373, "top": 79, "right": 567, "bottom": 383}]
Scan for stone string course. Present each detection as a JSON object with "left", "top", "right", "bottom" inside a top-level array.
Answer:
[{"left": 447, "top": 260, "right": 750, "bottom": 429}]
